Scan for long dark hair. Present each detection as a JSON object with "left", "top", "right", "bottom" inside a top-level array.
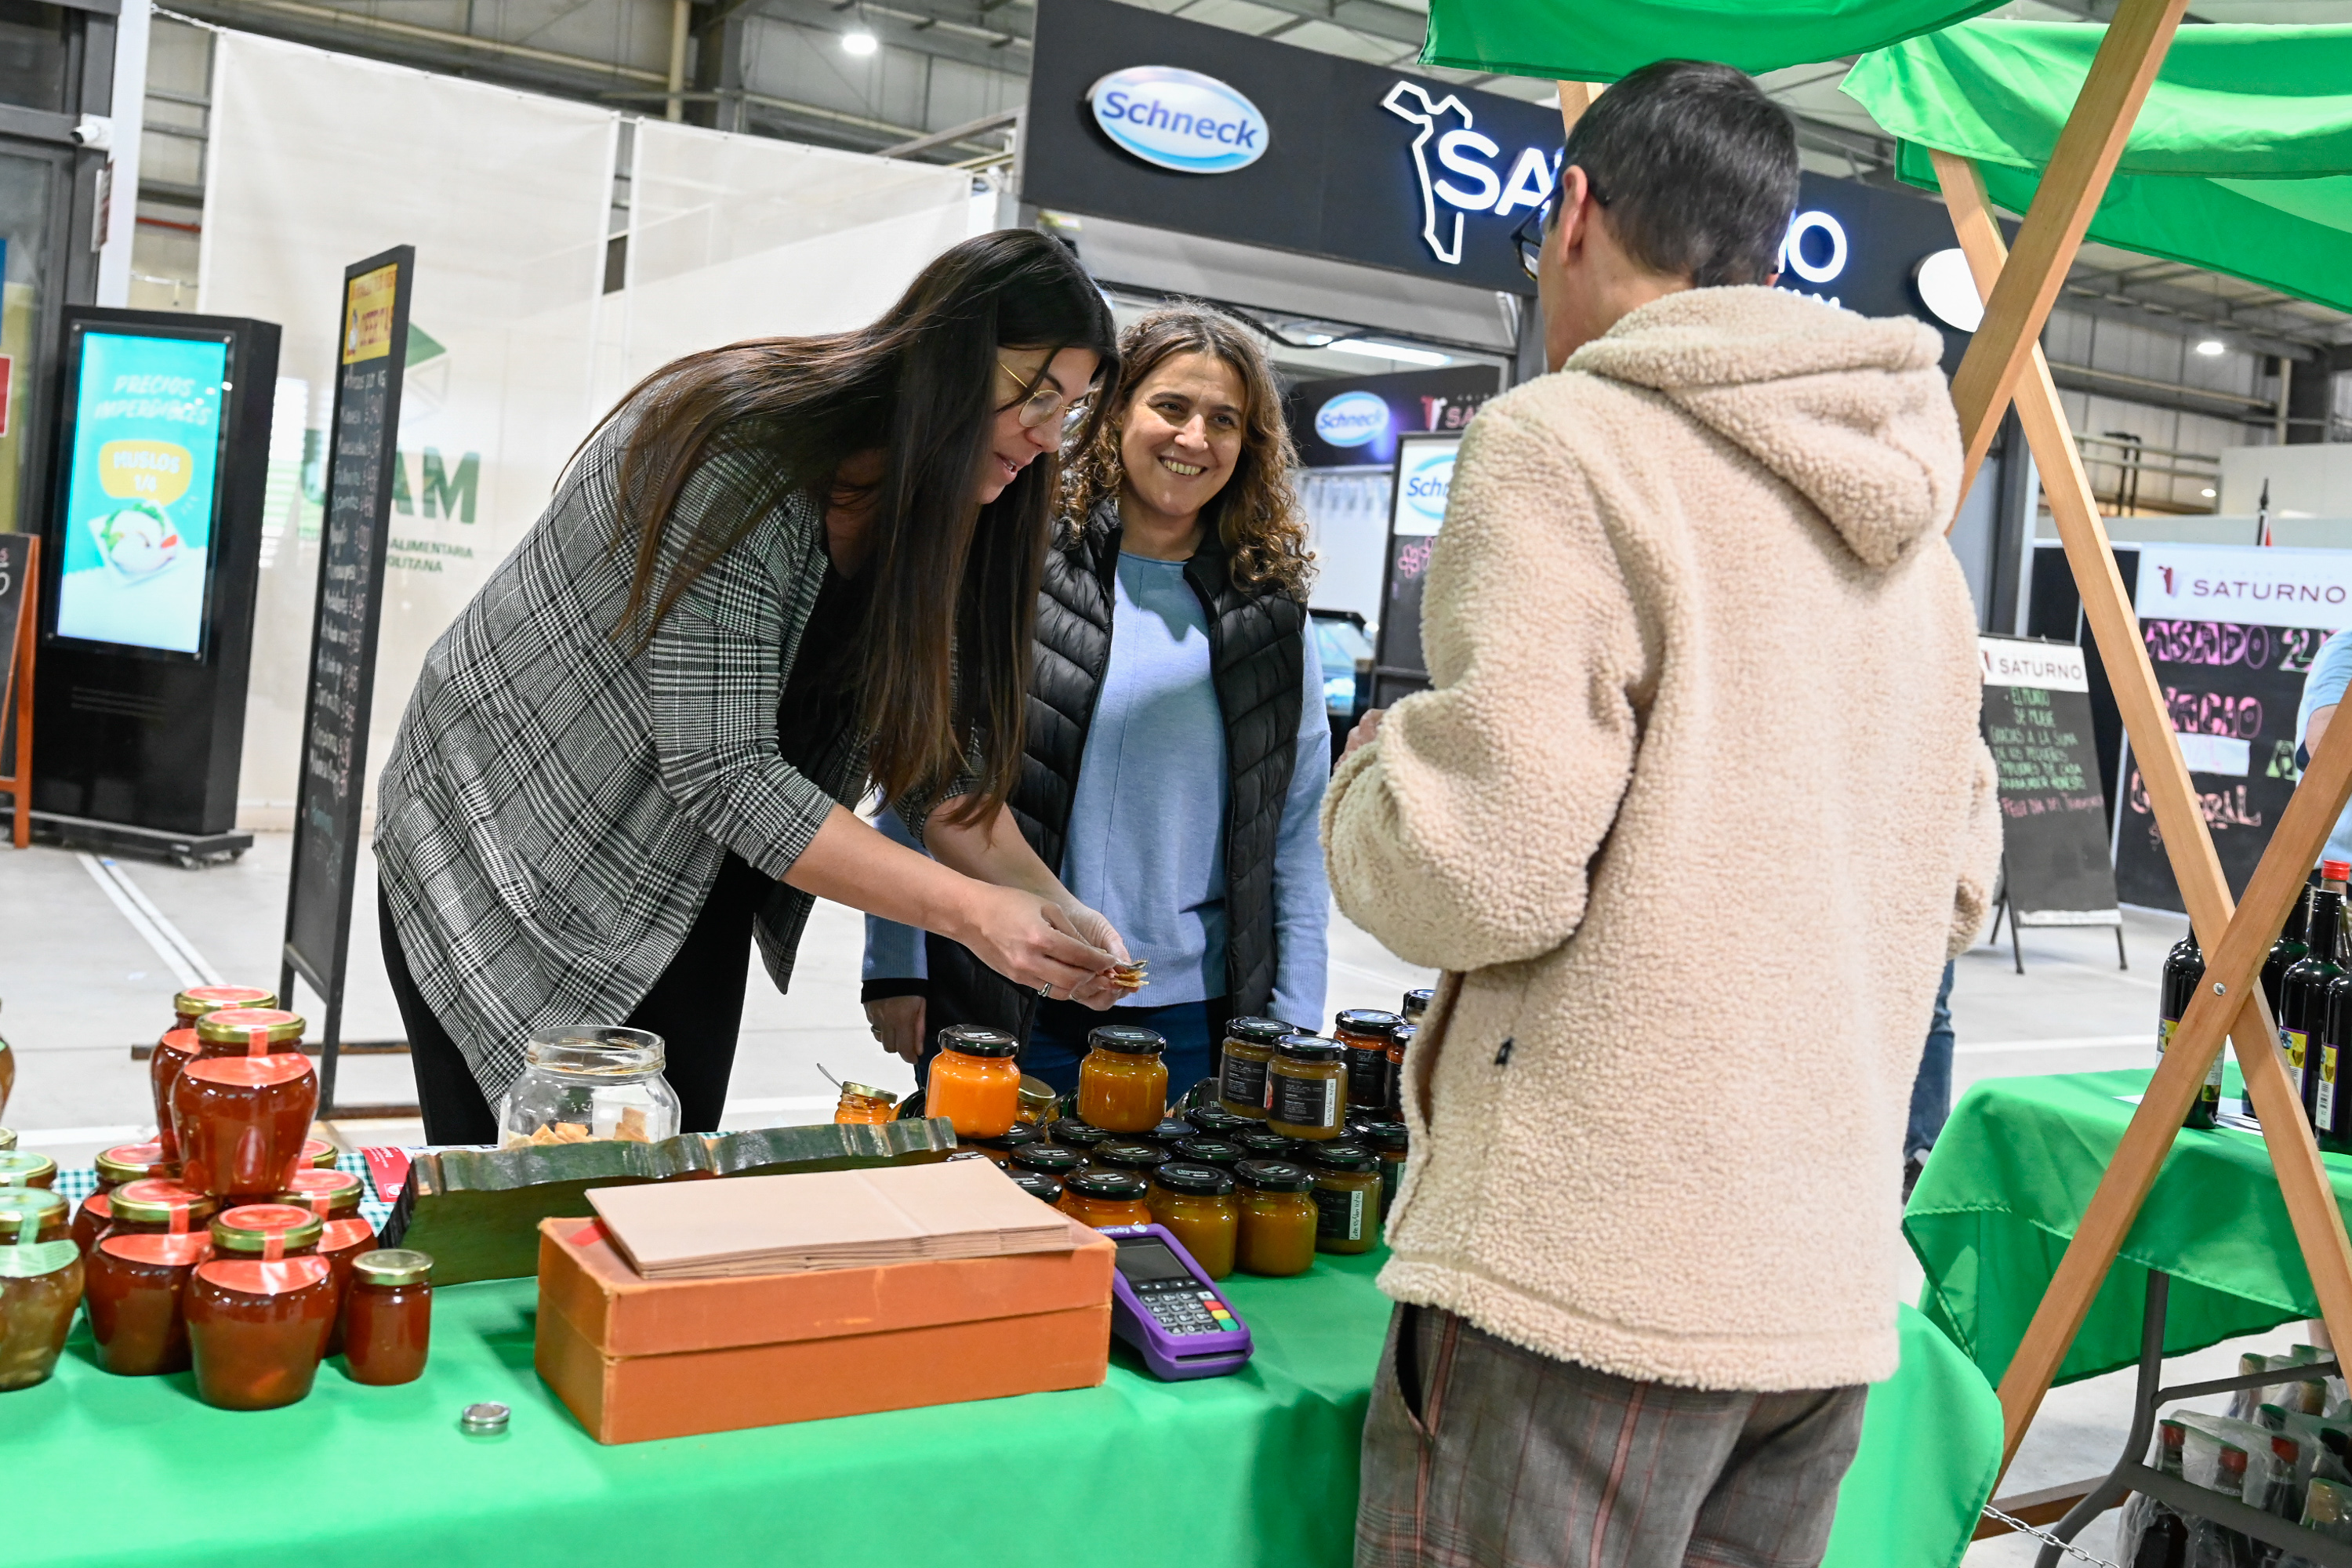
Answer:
[
  {"left": 1063, "top": 307, "right": 1311, "bottom": 599},
  {"left": 597, "top": 230, "right": 1118, "bottom": 822}
]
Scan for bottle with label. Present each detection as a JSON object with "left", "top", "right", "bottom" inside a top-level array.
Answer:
[
  {"left": 2318, "top": 949, "right": 2352, "bottom": 1155},
  {"left": 2160, "top": 929, "right": 2216, "bottom": 1131},
  {"left": 2281, "top": 861, "right": 2352, "bottom": 1125},
  {"left": 2266, "top": 883, "right": 2318, "bottom": 1025}
]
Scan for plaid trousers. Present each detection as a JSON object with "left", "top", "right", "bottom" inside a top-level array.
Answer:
[{"left": 1356, "top": 1305, "right": 1867, "bottom": 1568}]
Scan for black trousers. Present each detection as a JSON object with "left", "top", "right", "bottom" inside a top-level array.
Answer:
[{"left": 380, "top": 853, "right": 772, "bottom": 1144}]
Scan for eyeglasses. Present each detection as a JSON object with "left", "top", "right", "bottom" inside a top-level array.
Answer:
[
  {"left": 1512, "top": 159, "right": 1604, "bottom": 280},
  {"left": 998, "top": 360, "right": 1096, "bottom": 433}
]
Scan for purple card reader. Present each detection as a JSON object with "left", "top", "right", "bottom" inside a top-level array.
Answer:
[{"left": 1100, "top": 1223, "right": 1254, "bottom": 1381}]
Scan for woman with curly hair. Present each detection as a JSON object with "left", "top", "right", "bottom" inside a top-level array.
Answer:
[{"left": 864, "top": 305, "right": 1330, "bottom": 1094}]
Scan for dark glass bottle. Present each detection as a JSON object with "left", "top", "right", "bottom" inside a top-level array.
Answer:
[
  {"left": 2161, "top": 930, "right": 2216, "bottom": 1131},
  {"left": 2318, "top": 939, "right": 2352, "bottom": 1156},
  {"left": 2280, "top": 864, "right": 2350, "bottom": 1126},
  {"left": 2117, "top": 1419, "right": 2188, "bottom": 1568},
  {"left": 2264, "top": 882, "right": 2317, "bottom": 1023}
]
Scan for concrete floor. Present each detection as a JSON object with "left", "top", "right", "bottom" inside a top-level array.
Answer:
[{"left": 0, "top": 835, "right": 2294, "bottom": 1558}]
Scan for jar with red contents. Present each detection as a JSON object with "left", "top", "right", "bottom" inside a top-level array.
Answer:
[
  {"left": 71, "top": 1192, "right": 112, "bottom": 1258},
  {"left": 278, "top": 1170, "right": 374, "bottom": 1353},
  {"left": 173, "top": 1010, "right": 317, "bottom": 1199},
  {"left": 106, "top": 1178, "right": 216, "bottom": 1242},
  {"left": 343, "top": 1248, "right": 433, "bottom": 1385},
  {"left": 86, "top": 1230, "right": 212, "bottom": 1376},
  {"left": 186, "top": 1203, "right": 334, "bottom": 1410},
  {"left": 158, "top": 989, "right": 276, "bottom": 1160},
  {"left": 76, "top": 1141, "right": 176, "bottom": 1255},
  {"left": 170, "top": 985, "right": 278, "bottom": 1036}
]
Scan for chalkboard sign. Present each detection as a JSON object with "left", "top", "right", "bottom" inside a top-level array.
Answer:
[
  {"left": 0, "top": 534, "right": 34, "bottom": 844},
  {"left": 1980, "top": 634, "right": 2120, "bottom": 921},
  {"left": 2114, "top": 543, "right": 2352, "bottom": 913},
  {"left": 1372, "top": 432, "right": 1458, "bottom": 706},
  {"left": 281, "top": 247, "right": 413, "bottom": 1111}
]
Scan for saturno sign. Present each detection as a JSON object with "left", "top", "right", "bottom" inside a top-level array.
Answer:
[{"left": 1087, "top": 66, "right": 1269, "bottom": 174}]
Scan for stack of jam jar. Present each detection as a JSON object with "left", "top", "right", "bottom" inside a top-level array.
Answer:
[{"left": 0, "top": 989, "right": 437, "bottom": 1400}]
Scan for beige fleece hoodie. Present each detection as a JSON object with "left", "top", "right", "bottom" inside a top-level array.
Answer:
[{"left": 1323, "top": 285, "right": 2002, "bottom": 1392}]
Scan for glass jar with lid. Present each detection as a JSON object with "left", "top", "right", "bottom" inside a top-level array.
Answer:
[
  {"left": 1017, "top": 1076, "right": 1061, "bottom": 1127},
  {"left": 1234, "top": 1160, "right": 1318, "bottom": 1277},
  {"left": 150, "top": 1029, "right": 201, "bottom": 1161},
  {"left": 1148, "top": 1161, "right": 1239, "bottom": 1279},
  {"left": 1010, "top": 1172, "right": 1065, "bottom": 1207},
  {"left": 833, "top": 1082, "right": 899, "bottom": 1125},
  {"left": 1094, "top": 1140, "right": 1169, "bottom": 1178},
  {"left": 1386, "top": 1023, "right": 1417, "bottom": 1117},
  {"left": 343, "top": 1249, "right": 433, "bottom": 1387},
  {"left": 966, "top": 1122, "right": 1042, "bottom": 1165},
  {"left": 1266, "top": 1036, "right": 1347, "bottom": 1142},
  {"left": 1334, "top": 1011, "right": 1402, "bottom": 1114},
  {"left": 1218, "top": 1017, "right": 1290, "bottom": 1120},
  {"left": 499, "top": 1027, "right": 680, "bottom": 1148},
  {"left": 186, "top": 1250, "right": 336, "bottom": 1410},
  {"left": 87, "top": 1229, "right": 212, "bottom": 1376},
  {"left": 925, "top": 1026, "right": 1022, "bottom": 1138},
  {"left": 1185, "top": 1105, "right": 1255, "bottom": 1140},
  {"left": 278, "top": 1171, "right": 373, "bottom": 1353},
  {"left": 1149, "top": 1116, "right": 1196, "bottom": 1149},
  {"left": 1305, "top": 1142, "right": 1382, "bottom": 1254},
  {"left": 73, "top": 1190, "right": 114, "bottom": 1257},
  {"left": 1046, "top": 1116, "right": 1112, "bottom": 1160},
  {"left": 1008, "top": 1142, "right": 1083, "bottom": 1180},
  {"left": 1077, "top": 1025, "right": 1169, "bottom": 1134},
  {"left": 0, "top": 1218, "right": 82, "bottom": 1390},
  {"left": 1170, "top": 1134, "right": 1246, "bottom": 1172},
  {"left": 0, "top": 1188, "right": 67, "bottom": 1246},
  {"left": 0, "top": 1150, "right": 56, "bottom": 1189},
  {"left": 175, "top": 1014, "right": 318, "bottom": 1198},
  {"left": 213, "top": 1203, "right": 324, "bottom": 1259},
  {"left": 96, "top": 1141, "right": 169, "bottom": 1191},
  {"left": 108, "top": 1178, "right": 215, "bottom": 1240},
  {"left": 1234, "top": 1127, "right": 1300, "bottom": 1163},
  {"left": 1057, "top": 1169, "right": 1152, "bottom": 1229},
  {"left": 171, "top": 985, "right": 278, "bottom": 1036},
  {"left": 1358, "top": 1121, "right": 1410, "bottom": 1217}
]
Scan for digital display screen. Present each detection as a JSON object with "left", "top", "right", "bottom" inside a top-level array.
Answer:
[
  {"left": 1113, "top": 1238, "right": 1196, "bottom": 1285},
  {"left": 53, "top": 329, "right": 231, "bottom": 655}
]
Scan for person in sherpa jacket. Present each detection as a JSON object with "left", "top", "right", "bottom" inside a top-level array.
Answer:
[{"left": 1326, "top": 60, "right": 2002, "bottom": 1568}]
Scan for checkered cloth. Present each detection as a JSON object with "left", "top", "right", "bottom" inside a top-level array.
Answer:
[
  {"left": 57, "top": 1153, "right": 394, "bottom": 1232},
  {"left": 374, "top": 414, "right": 871, "bottom": 1103}
]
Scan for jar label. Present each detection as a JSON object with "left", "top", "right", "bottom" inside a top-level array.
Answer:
[
  {"left": 1221, "top": 1053, "right": 1269, "bottom": 1111},
  {"left": 2321, "top": 1045, "right": 2339, "bottom": 1134},
  {"left": 101, "top": 1232, "right": 211, "bottom": 1266},
  {"left": 1345, "top": 1047, "right": 1390, "bottom": 1109},
  {"left": 183, "top": 1053, "right": 316, "bottom": 1088},
  {"left": 198, "top": 1257, "right": 332, "bottom": 1295},
  {"left": 1269, "top": 1070, "right": 1340, "bottom": 1130},
  {"left": 1312, "top": 1184, "right": 1367, "bottom": 1243},
  {"left": 0, "top": 1240, "right": 82, "bottom": 1278},
  {"left": 321, "top": 1218, "right": 376, "bottom": 1250}
]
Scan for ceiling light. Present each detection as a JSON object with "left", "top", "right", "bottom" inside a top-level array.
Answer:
[
  {"left": 841, "top": 27, "right": 878, "bottom": 55},
  {"left": 1327, "top": 339, "right": 1450, "bottom": 367},
  {"left": 2194, "top": 338, "right": 2226, "bottom": 357},
  {"left": 2201, "top": 488, "right": 2217, "bottom": 499}
]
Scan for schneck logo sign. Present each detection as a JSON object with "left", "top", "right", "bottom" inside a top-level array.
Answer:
[{"left": 1087, "top": 67, "right": 1269, "bottom": 174}]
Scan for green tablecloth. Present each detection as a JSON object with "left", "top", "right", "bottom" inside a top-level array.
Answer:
[
  {"left": 1907, "top": 1066, "right": 2343, "bottom": 1390},
  {"left": 9, "top": 1250, "right": 1994, "bottom": 1568}
]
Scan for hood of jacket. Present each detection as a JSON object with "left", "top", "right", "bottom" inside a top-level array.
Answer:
[{"left": 1566, "top": 286, "right": 1962, "bottom": 569}]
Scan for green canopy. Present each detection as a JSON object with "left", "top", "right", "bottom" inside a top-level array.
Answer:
[
  {"left": 1843, "top": 21, "right": 2352, "bottom": 315},
  {"left": 1419, "top": 0, "right": 2006, "bottom": 86}
]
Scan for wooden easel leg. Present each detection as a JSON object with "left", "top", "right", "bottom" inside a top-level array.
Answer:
[
  {"left": 2116, "top": 924, "right": 2129, "bottom": 971},
  {"left": 1938, "top": 151, "right": 2352, "bottom": 1472},
  {"left": 1947, "top": 0, "right": 2191, "bottom": 501}
]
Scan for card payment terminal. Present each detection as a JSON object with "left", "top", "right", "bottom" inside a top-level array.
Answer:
[{"left": 1101, "top": 1224, "right": 1254, "bottom": 1381}]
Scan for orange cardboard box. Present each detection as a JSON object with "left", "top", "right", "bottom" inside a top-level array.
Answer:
[{"left": 534, "top": 1215, "right": 1115, "bottom": 1443}]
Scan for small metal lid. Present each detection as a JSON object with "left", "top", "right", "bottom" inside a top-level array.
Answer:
[
  {"left": 0, "top": 1127, "right": 15, "bottom": 1152},
  {"left": 1008, "top": 1142, "right": 1082, "bottom": 1174},
  {"left": 838, "top": 1082, "right": 898, "bottom": 1105},
  {"left": 111, "top": 1178, "right": 214, "bottom": 1227},
  {"left": 0, "top": 1151, "right": 56, "bottom": 1186},
  {"left": 1085, "top": 1025, "right": 1165, "bottom": 1056},
  {"left": 303, "top": 1139, "right": 340, "bottom": 1170},
  {"left": 175, "top": 985, "right": 276, "bottom": 1018},
  {"left": 461, "top": 1402, "right": 511, "bottom": 1434},
  {"left": 1305, "top": 1141, "right": 1377, "bottom": 1173},
  {"left": 1400, "top": 989, "right": 1435, "bottom": 1020},
  {"left": 278, "top": 1168, "right": 365, "bottom": 1215},
  {"left": 353, "top": 1248, "right": 433, "bottom": 1287},
  {"left": 1224, "top": 1016, "right": 1293, "bottom": 1047},
  {"left": 1063, "top": 1168, "right": 1149, "bottom": 1202},
  {"left": 0, "top": 1186, "right": 67, "bottom": 1239},
  {"left": 95, "top": 1142, "right": 169, "bottom": 1185},
  {"left": 1334, "top": 1010, "right": 1403, "bottom": 1039},
  {"left": 935, "top": 1025, "right": 1018, "bottom": 1059},
  {"left": 1234, "top": 1159, "right": 1314, "bottom": 1194},
  {"left": 1094, "top": 1140, "right": 1168, "bottom": 1172},
  {"left": 194, "top": 1007, "right": 307, "bottom": 1047},
  {"left": 1017, "top": 1076, "right": 1061, "bottom": 1115},
  {"left": 211, "top": 1203, "right": 325, "bottom": 1254},
  {"left": 1152, "top": 1161, "right": 1236, "bottom": 1197},
  {"left": 1275, "top": 1033, "right": 1343, "bottom": 1063}
]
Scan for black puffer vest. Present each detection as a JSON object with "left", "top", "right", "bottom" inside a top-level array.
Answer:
[{"left": 925, "top": 499, "right": 1308, "bottom": 1040}]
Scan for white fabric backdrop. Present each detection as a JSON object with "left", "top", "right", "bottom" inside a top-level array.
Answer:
[{"left": 198, "top": 32, "right": 979, "bottom": 826}]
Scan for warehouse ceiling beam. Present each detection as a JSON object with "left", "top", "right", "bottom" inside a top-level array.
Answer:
[
  {"left": 1936, "top": 141, "right": 2352, "bottom": 1485},
  {"left": 165, "top": 0, "right": 667, "bottom": 84},
  {"left": 877, "top": 106, "right": 1017, "bottom": 158}
]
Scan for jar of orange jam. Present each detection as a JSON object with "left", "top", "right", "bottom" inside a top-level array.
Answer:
[
  {"left": 1334, "top": 1010, "right": 1403, "bottom": 1114},
  {"left": 967, "top": 1122, "right": 1042, "bottom": 1165},
  {"left": 925, "top": 1026, "right": 1022, "bottom": 1138},
  {"left": 107, "top": 1178, "right": 215, "bottom": 1240},
  {"left": 1047, "top": 1117, "right": 1112, "bottom": 1162},
  {"left": 1359, "top": 1121, "right": 1410, "bottom": 1218},
  {"left": 96, "top": 1141, "right": 170, "bottom": 1191},
  {"left": 1057, "top": 1169, "right": 1152, "bottom": 1229},
  {"left": 1009, "top": 1142, "right": 1081, "bottom": 1181},
  {"left": 1011, "top": 1172, "right": 1064, "bottom": 1207},
  {"left": 1234, "top": 1160, "right": 1318, "bottom": 1276},
  {"left": 833, "top": 1082, "right": 899, "bottom": 1125},
  {"left": 175, "top": 1012, "right": 318, "bottom": 1198},
  {"left": 1148, "top": 1161, "right": 1239, "bottom": 1279},
  {"left": 343, "top": 1249, "right": 433, "bottom": 1386},
  {"left": 185, "top": 1253, "right": 336, "bottom": 1410},
  {"left": 1077, "top": 1025, "right": 1169, "bottom": 1133},
  {"left": 1094, "top": 1140, "right": 1169, "bottom": 1180},
  {"left": 1170, "top": 1134, "right": 1245, "bottom": 1172},
  {"left": 151, "top": 1031, "right": 203, "bottom": 1162},
  {"left": 1305, "top": 1142, "right": 1383, "bottom": 1254},
  {"left": 87, "top": 1229, "right": 212, "bottom": 1376},
  {"left": 1017, "top": 1076, "right": 1061, "bottom": 1127},
  {"left": 1266, "top": 1036, "right": 1346, "bottom": 1142},
  {"left": 71, "top": 1191, "right": 113, "bottom": 1258},
  {"left": 1218, "top": 1017, "right": 1290, "bottom": 1120}
]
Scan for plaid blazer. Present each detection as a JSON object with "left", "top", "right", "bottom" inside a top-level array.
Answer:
[{"left": 374, "top": 416, "right": 866, "bottom": 1098}]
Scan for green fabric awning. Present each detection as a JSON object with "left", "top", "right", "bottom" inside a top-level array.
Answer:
[
  {"left": 1843, "top": 21, "right": 2352, "bottom": 315},
  {"left": 1419, "top": 0, "right": 2007, "bottom": 86}
]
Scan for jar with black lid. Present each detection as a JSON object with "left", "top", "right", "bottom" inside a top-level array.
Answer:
[
  {"left": 1304, "top": 1142, "right": 1382, "bottom": 1254},
  {"left": 1400, "top": 989, "right": 1433, "bottom": 1022},
  {"left": 1094, "top": 1140, "right": 1170, "bottom": 1177},
  {"left": 1233, "top": 1160, "right": 1317, "bottom": 1276},
  {"left": 1058, "top": 1168, "right": 1152, "bottom": 1229},
  {"left": 1218, "top": 1016, "right": 1291, "bottom": 1121},
  {"left": 1186, "top": 1105, "right": 1255, "bottom": 1140},
  {"left": 1048, "top": 1117, "right": 1114, "bottom": 1156},
  {"left": 1008, "top": 1142, "right": 1083, "bottom": 1178},
  {"left": 964, "top": 1122, "right": 1043, "bottom": 1165},
  {"left": 1334, "top": 1011, "right": 1402, "bottom": 1113},
  {"left": 1358, "top": 1121, "right": 1410, "bottom": 1217},
  {"left": 1149, "top": 1117, "right": 1196, "bottom": 1149},
  {"left": 1011, "top": 1172, "right": 1065, "bottom": 1207},
  {"left": 1234, "top": 1127, "right": 1300, "bottom": 1162},
  {"left": 1385, "top": 1023, "right": 1417, "bottom": 1116},
  {"left": 1148, "top": 1162, "right": 1239, "bottom": 1279},
  {"left": 1267, "top": 1035, "right": 1347, "bottom": 1141},
  {"left": 1170, "top": 1135, "right": 1245, "bottom": 1171}
]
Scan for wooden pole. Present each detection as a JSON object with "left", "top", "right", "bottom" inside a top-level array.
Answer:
[
  {"left": 1938, "top": 151, "right": 2352, "bottom": 1472},
  {"left": 1555, "top": 80, "right": 1603, "bottom": 140},
  {"left": 1946, "top": 0, "right": 2189, "bottom": 505}
]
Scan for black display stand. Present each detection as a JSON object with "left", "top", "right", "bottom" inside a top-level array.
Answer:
[
  {"left": 1980, "top": 634, "right": 2127, "bottom": 974},
  {"left": 281, "top": 246, "right": 413, "bottom": 1118}
]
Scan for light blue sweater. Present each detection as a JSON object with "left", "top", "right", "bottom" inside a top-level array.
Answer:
[{"left": 864, "top": 552, "right": 1330, "bottom": 1027}]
